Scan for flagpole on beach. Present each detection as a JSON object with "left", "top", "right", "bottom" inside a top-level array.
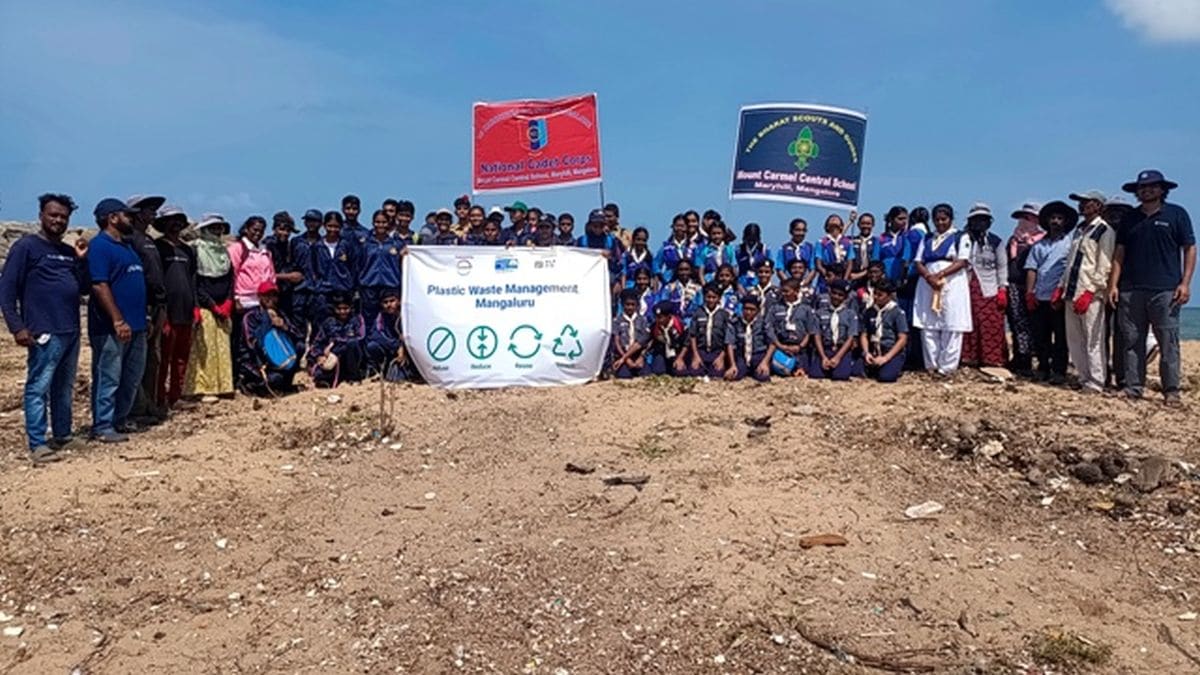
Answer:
[{"left": 598, "top": 182, "right": 606, "bottom": 208}]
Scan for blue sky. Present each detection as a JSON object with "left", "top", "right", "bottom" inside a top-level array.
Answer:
[{"left": 2, "top": 0, "right": 1198, "bottom": 294}]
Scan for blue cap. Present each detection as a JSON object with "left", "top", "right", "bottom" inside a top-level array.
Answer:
[
  {"left": 1122, "top": 169, "right": 1178, "bottom": 193},
  {"left": 303, "top": 209, "right": 323, "bottom": 221},
  {"left": 94, "top": 198, "right": 134, "bottom": 220},
  {"left": 587, "top": 208, "right": 606, "bottom": 224}
]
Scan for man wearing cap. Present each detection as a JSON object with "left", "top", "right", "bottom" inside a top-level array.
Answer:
[
  {"left": 1107, "top": 169, "right": 1195, "bottom": 406},
  {"left": 88, "top": 198, "right": 148, "bottom": 442},
  {"left": 1102, "top": 197, "right": 1136, "bottom": 388},
  {"left": 426, "top": 209, "right": 462, "bottom": 245},
  {"left": 1056, "top": 191, "right": 1116, "bottom": 393},
  {"left": 1005, "top": 201, "right": 1045, "bottom": 376},
  {"left": 126, "top": 195, "right": 168, "bottom": 425},
  {"left": 0, "top": 194, "right": 88, "bottom": 462},
  {"left": 152, "top": 205, "right": 197, "bottom": 411},
  {"left": 501, "top": 201, "right": 529, "bottom": 243}
]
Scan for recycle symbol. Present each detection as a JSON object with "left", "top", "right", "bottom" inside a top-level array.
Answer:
[{"left": 551, "top": 324, "right": 583, "bottom": 360}]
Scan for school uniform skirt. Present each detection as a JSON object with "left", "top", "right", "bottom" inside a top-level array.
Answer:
[{"left": 184, "top": 309, "right": 235, "bottom": 396}]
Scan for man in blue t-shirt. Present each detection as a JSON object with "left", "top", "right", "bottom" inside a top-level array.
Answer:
[
  {"left": 0, "top": 194, "right": 88, "bottom": 462},
  {"left": 87, "top": 198, "right": 148, "bottom": 442},
  {"left": 1107, "top": 169, "right": 1196, "bottom": 406}
]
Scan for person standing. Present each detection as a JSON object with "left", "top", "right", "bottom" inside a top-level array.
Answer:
[
  {"left": 1058, "top": 191, "right": 1116, "bottom": 393},
  {"left": 1107, "top": 170, "right": 1195, "bottom": 406},
  {"left": 357, "top": 209, "right": 405, "bottom": 324},
  {"left": 1024, "top": 201, "right": 1076, "bottom": 384},
  {"left": 185, "top": 214, "right": 236, "bottom": 402},
  {"left": 125, "top": 194, "right": 167, "bottom": 426},
  {"left": 912, "top": 203, "right": 972, "bottom": 377},
  {"left": 152, "top": 205, "right": 197, "bottom": 411},
  {"left": 87, "top": 198, "right": 147, "bottom": 442},
  {"left": 228, "top": 216, "right": 278, "bottom": 387},
  {"left": 1103, "top": 197, "right": 1136, "bottom": 388},
  {"left": 264, "top": 211, "right": 303, "bottom": 321},
  {"left": 604, "top": 202, "right": 632, "bottom": 252},
  {"left": 1004, "top": 202, "right": 1044, "bottom": 376},
  {"left": 340, "top": 194, "right": 367, "bottom": 242},
  {"left": 290, "top": 209, "right": 324, "bottom": 341},
  {"left": 0, "top": 194, "right": 88, "bottom": 462},
  {"left": 961, "top": 203, "right": 1009, "bottom": 368}
]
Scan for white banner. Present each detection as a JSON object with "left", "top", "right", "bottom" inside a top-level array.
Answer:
[{"left": 401, "top": 246, "right": 612, "bottom": 389}]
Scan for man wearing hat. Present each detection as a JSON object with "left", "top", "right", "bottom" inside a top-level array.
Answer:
[
  {"left": 88, "top": 198, "right": 148, "bottom": 443},
  {"left": 1059, "top": 191, "right": 1116, "bottom": 393},
  {"left": 1024, "top": 201, "right": 1076, "bottom": 384},
  {"left": 126, "top": 194, "right": 168, "bottom": 424},
  {"left": 152, "top": 205, "right": 198, "bottom": 412},
  {"left": 1107, "top": 169, "right": 1195, "bottom": 406},
  {"left": 1102, "top": 196, "right": 1136, "bottom": 388},
  {"left": 0, "top": 193, "right": 88, "bottom": 462}
]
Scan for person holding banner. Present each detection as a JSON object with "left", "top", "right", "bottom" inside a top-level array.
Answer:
[
  {"left": 501, "top": 201, "right": 530, "bottom": 243},
  {"left": 913, "top": 204, "right": 973, "bottom": 377},
  {"left": 556, "top": 213, "right": 576, "bottom": 246},
  {"left": 575, "top": 209, "right": 622, "bottom": 283},
  {"left": 654, "top": 215, "right": 696, "bottom": 284}
]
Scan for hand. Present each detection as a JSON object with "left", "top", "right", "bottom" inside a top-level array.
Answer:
[
  {"left": 271, "top": 315, "right": 285, "bottom": 329},
  {"left": 1050, "top": 287, "right": 1065, "bottom": 310},
  {"left": 723, "top": 365, "right": 738, "bottom": 381},
  {"left": 865, "top": 353, "right": 878, "bottom": 366},
  {"left": 1173, "top": 283, "right": 1191, "bottom": 306},
  {"left": 193, "top": 307, "right": 204, "bottom": 325},
  {"left": 690, "top": 356, "right": 702, "bottom": 371},
  {"left": 396, "top": 349, "right": 408, "bottom": 367},
  {"left": 996, "top": 287, "right": 1008, "bottom": 309},
  {"left": 673, "top": 357, "right": 685, "bottom": 372},
  {"left": 73, "top": 238, "right": 88, "bottom": 257},
  {"left": 713, "top": 354, "right": 725, "bottom": 371},
  {"left": 848, "top": 209, "right": 858, "bottom": 224},
  {"left": 755, "top": 361, "right": 770, "bottom": 378},
  {"left": 823, "top": 357, "right": 836, "bottom": 370},
  {"left": 792, "top": 367, "right": 808, "bottom": 379},
  {"left": 1107, "top": 285, "right": 1119, "bottom": 308},
  {"left": 630, "top": 355, "right": 644, "bottom": 369},
  {"left": 13, "top": 329, "right": 32, "bottom": 347},
  {"left": 1073, "top": 290, "right": 1095, "bottom": 315},
  {"left": 115, "top": 321, "right": 132, "bottom": 343},
  {"left": 1025, "top": 292, "right": 1039, "bottom": 313}
]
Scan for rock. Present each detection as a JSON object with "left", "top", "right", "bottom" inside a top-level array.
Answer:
[
  {"left": 251, "top": 398, "right": 263, "bottom": 411},
  {"left": 326, "top": 394, "right": 342, "bottom": 404},
  {"left": 904, "top": 501, "right": 944, "bottom": 519},
  {"left": 2, "top": 626, "right": 24, "bottom": 637},
  {"left": 1070, "top": 462, "right": 1105, "bottom": 485},
  {"left": 798, "top": 533, "right": 848, "bottom": 549},
  {"left": 1098, "top": 453, "right": 1129, "bottom": 479},
  {"left": 1167, "top": 499, "right": 1189, "bottom": 516},
  {"left": 978, "top": 440, "right": 1005, "bottom": 459},
  {"left": 1133, "top": 456, "right": 1172, "bottom": 493},
  {"left": 564, "top": 462, "right": 595, "bottom": 475},
  {"left": 789, "top": 404, "right": 815, "bottom": 417},
  {"left": 1179, "top": 612, "right": 1198, "bottom": 622},
  {"left": 957, "top": 420, "right": 980, "bottom": 441},
  {"left": 1024, "top": 467, "right": 1046, "bottom": 487},
  {"left": 980, "top": 367, "right": 1014, "bottom": 382}
]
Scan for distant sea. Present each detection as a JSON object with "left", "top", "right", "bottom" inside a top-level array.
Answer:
[{"left": 1184, "top": 307, "right": 1200, "bottom": 340}]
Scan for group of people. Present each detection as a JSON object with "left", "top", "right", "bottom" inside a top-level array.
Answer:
[{"left": 0, "top": 169, "right": 1192, "bottom": 464}]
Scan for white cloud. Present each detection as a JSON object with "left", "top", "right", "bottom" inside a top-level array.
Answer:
[{"left": 1106, "top": 0, "right": 1200, "bottom": 43}]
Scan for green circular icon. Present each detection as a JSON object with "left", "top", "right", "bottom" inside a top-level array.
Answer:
[
  {"left": 508, "top": 324, "right": 543, "bottom": 359},
  {"left": 467, "top": 326, "right": 499, "bottom": 360},
  {"left": 426, "top": 326, "right": 456, "bottom": 362}
]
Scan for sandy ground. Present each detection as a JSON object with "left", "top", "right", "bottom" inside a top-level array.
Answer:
[{"left": 1, "top": 340, "right": 1199, "bottom": 675}]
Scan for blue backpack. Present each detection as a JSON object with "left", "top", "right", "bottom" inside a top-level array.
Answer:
[{"left": 262, "top": 328, "right": 297, "bottom": 371}]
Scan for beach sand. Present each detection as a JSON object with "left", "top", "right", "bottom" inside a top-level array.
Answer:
[{"left": 0, "top": 339, "right": 1197, "bottom": 673}]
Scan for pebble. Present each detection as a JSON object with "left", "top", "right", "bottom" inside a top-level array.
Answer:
[
  {"left": 1134, "top": 456, "right": 1171, "bottom": 493},
  {"left": 424, "top": 492, "right": 437, "bottom": 501},
  {"left": 713, "top": 654, "right": 726, "bottom": 665},
  {"left": 1070, "top": 462, "right": 1105, "bottom": 485},
  {"left": 771, "top": 634, "right": 786, "bottom": 645},
  {"left": 1178, "top": 612, "right": 1197, "bottom": 621},
  {"left": 215, "top": 538, "right": 228, "bottom": 550},
  {"left": 2, "top": 626, "right": 24, "bottom": 637},
  {"left": 326, "top": 394, "right": 342, "bottom": 404},
  {"left": 904, "top": 501, "right": 944, "bottom": 519},
  {"left": 978, "top": 440, "right": 1005, "bottom": 459},
  {"left": 0, "top": 612, "right": 11, "bottom": 622},
  {"left": 789, "top": 404, "right": 815, "bottom": 416}
]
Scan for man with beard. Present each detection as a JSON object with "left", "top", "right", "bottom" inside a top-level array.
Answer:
[{"left": 0, "top": 194, "right": 88, "bottom": 462}]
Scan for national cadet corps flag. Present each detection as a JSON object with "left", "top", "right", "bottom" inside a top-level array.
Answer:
[{"left": 472, "top": 94, "right": 602, "bottom": 194}]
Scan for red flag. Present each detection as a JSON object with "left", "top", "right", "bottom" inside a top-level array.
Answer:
[{"left": 472, "top": 94, "right": 602, "bottom": 194}]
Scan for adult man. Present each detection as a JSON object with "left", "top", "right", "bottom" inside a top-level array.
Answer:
[
  {"left": 1024, "top": 201, "right": 1075, "bottom": 384},
  {"left": 126, "top": 194, "right": 167, "bottom": 425},
  {"left": 341, "top": 194, "right": 367, "bottom": 241},
  {"left": 1060, "top": 190, "right": 1115, "bottom": 393},
  {"left": 88, "top": 198, "right": 148, "bottom": 442},
  {"left": 1107, "top": 169, "right": 1195, "bottom": 406},
  {"left": 0, "top": 194, "right": 88, "bottom": 462},
  {"left": 1103, "top": 197, "right": 1136, "bottom": 388},
  {"left": 604, "top": 202, "right": 632, "bottom": 251}
]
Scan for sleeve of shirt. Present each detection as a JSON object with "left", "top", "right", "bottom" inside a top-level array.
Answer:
[
  {"left": 892, "top": 309, "right": 909, "bottom": 335},
  {"left": 635, "top": 317, "right": 651, "bottom": 346},
  {"left": 993, "top": 239, "right": 1009, "bottom": 290},
  {"left": 1090, "top": 227, "right": 1117, "bottom": 293},
  {"left": 913, "top": 239, "right": 927, "bottom": 265},
  {"left": 804, "top": 309, "right": 819, "bottom": 336},
  {"left": 845, "top": 310, "right": 860, "bottom": 336},
  {"left": 1175, "top": 206, "right": 1195, "bottom": 246},
  {"left": 89, "top": 239, "right": 111, "bottom": 284},
  {"left": 687, "top": 311, "right": 702, "bottom": 340},
  {"left": 723, "top": 315, "right": 736, "bottom": 346},
  {"left": 1024, "top": 243, "right": 1043, "bottom": 271},
  {"left": 954, "top": 235, "right": 972, "bottom": 261},
  {"left": 0, "top": 239, "right": 28, "bottom": 334},
  {"left": 763, "top": 316, "right": 777, "bottom": 344}
]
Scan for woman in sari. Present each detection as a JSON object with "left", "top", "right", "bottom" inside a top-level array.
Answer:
[
  {"left": 185, "top": 213, "right": 236, "bottom": 401},
  {"left": 913, "top": 203, "right": 973, "bottom": 376}
]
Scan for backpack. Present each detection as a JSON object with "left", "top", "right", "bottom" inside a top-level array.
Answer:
[{"left": 262, "top": 327, "right": 298, "bottom": 371}]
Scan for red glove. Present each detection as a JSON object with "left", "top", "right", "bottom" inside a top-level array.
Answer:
[
  {"left": 1050, "top": 287, "right": 1064, "bottom": 305},
  {"left": 162, "top": 322, "right": 172, "bottom": 337},
  {"left": 213, "top": 299, "right": 233, "bottom": 320},
  {"left": 1073, "top": 290, "right": 1094, "bottom": 315},
  {"left": 996, "top": 287, "right": 1008, "bottom": 309},
  {"left": 193, "top": 307, "right": 204, "bottom": 325},
  {"left": 1025, "top": 292, "right": 1039, "bottom": 313},
  {"left": 857, "top": 287, "right": 866, "bottom": 300}
]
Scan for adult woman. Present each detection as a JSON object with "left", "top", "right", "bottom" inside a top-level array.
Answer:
[
  {"left": 228, "top": 216, "right": 278, "bottom": 386},
  {"left": 1004, "top": 202, "right": 1044, "bottom": 376},
  {"left": 961, "top": 203, "right": 1009, "bottom": 367},
  {"left": 153, "top": 206, "right": 197, "bottom": 410},
  {"left": 185, "top": 213, "right": 236, "bottom": 401},
  {"left": 913, "top": 203, "right": 973, "bottom": 376}
]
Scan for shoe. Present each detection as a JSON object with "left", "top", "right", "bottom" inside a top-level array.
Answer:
[
  {"left": 93, "top": 431, "right": 130, "bottom": 444},
  {"left": 1048, "top": 374, "right": 1067, "bottom": 386},
  {"left": 30, "top": 445, "right": 62, "bottom": 464},
  {"left": 1165, "top": 393, "right": 1184, "bottom": 409},
  {"left": 201, "top": 395, "right": 219, "bottom": 404},
  {"left": 49, "top": 436, "right": 85, "bottom": 452},
  {"left": 173, "top": 400, "right": 199, "bottom": 411},
  {"left": 116, "top": 421, "right": 143, "bottom": 434},
  {"left": 130, "top": 415, "right": 161, "bottom": 428}
]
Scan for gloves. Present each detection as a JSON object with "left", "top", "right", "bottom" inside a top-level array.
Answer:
[
  {"left": 1073, "top": 290, "right": 1094, "bottom": 315},
  {"left": 996, "top": 287, "right": 1008, "bottom": 309},
  {"left": 1025, "top": 291, "right": 1039, "bottom": 313},
  {"left": 212, "top": 299, "right": 234, "bottom": 320},
  {"left": 1050, "top": 287, "right": 1064, "bottom": 305},
  {"left": 193, "top": 307, "right": 204, "bottom": 325}
]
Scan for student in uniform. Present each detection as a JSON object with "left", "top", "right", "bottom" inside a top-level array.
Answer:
[
  {"left": 661, "top": 259, "right": 702, "bottom": 324},
  {"left": 610, "top": 289, "right": 650, "bottom": 379},
  {"left": 815, "top": 214, "right": 855, "bottom": 287},
  {"left": 290, "top": 209, "right": 324, "bottom": 339},
  {"left": 693, "top": 220, "right": 736, "bottom": 283},
  {"left": 776, "top": 218, "right": 816, "bottom": 285},
  {"left": 308, "top": 292, "right": 366, "bottom": 388},
  {"left": 745, "top": 259, "right": 779, "bottom": 310},
  {"left": 630, "top": 268, "right": 658, "bottom": 321},
  {"left": 620, "top": 227, "right": 655, "bottom": 288},
  {"left": 860, "top": 279, "right": 909, "bottom": 382},
  {"left": 852, "top": 261, "right": 886, "bottom": 317},
  {"left": 393, "top": 200, "right": 418, "bottom": 245},
  {"left": 726, "top": 294, "right": 775, "bottom": 382},
  {"left": 786, "top": 258, "right": 816, "bottom": 306},
  {"left": 685, "top": 209, "right": 706, "bottom": 245},
  {"left": 848, "top": 212, "right": 878, "bottom": 285},
  {"left": 735, "top": 223, "right": 772, "bottom": 288},
  {"left": 555, "top": 212, "right": 576, "bottom": 246},
  {"left": 767, "top": 278, "right": 816, "bottom": 377},
  {"left": 340, "top": 194, "right": 368, "bottom": 241},
  {"left": 239, "top": 281, "right": 303, "bottom": 396},
  {"left": 654, "top": 214, "right": 696, "bottom": 284},
  {"left": 810, "top": 279, "right": 859, "bottom": 380},
  {"left": 358, "top": 209, "right": 405, "bottom": 324},
  {"left": 575, "top": 209, "right": 623, "bottom": 283},
  {"left": 646, "top": 301, "right": 687, "bottom": 376},
  {"left": 312, "top": 211, "right": 360, "bottom": 323},
  {"left": 713, "top": 264, "right": 742, "bottom": 314},
  {"left": 877, "top": 207, "right": 912, "bottom": 287},
  {"left": 471, "top": 218, "right": 506, "bottom": 246},
  {"left": 264, "top": 211, "right": 304, "bottom": 321},
  {"left": 680, "top": 282, "right": 735, "bottom": 377},
  {"left": 365, "top": 290, "right": 414, "bottom": 381},
  {"left": 428, "top": 209, "right": 463, "bottom": 245}
]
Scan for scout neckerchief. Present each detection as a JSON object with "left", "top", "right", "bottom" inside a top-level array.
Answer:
[
  {"left": 784, "top": 299, "right": 804, "bottom": 334},
  {"left": 872, "top": 300, "right": 897, "bottom": 353},
  {"left": 829, "top": 302, "right": 843, "bottom": 345},
  {"left": 622, "top": 311, "right": 637, "bottom": 349},
  {"left": 703, "top": 305, "right": 720, "bottom": 350},
  {"left": 855, "top": 236, "right": 871, "bottom": 265},
  {"left": 825, "top": 236, "right": 846, "bottom": 263},
  {"left": 742, "top": 314, "right": 757, "bottom": 363},
  {"left": 628, "top": 247, "right": 650, "bottom": 268}
]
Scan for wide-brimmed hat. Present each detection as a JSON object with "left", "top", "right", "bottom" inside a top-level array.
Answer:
[
  {"left": 966, "top": 202, "right": 993, "bottom": 220},
  {"left": 1068, "top": 190, "right": 1107, "bottom": 205},
  {"left": 1038, "top": 201, "right": 1078, "bottom": 228},
  {"left": 1122, "top": 169, "right": 1178, "bottom": 193},
  {"left": 196, "top": 212, "right": 230, "bottom": 232},
  {"left": 152, "top": 204, "right": 188, "bottom": 232},
  {"left": 1010, "top": 201, "right": 1043, "bottom": 220},
  {"left": 126, "top": 194, "right": 166, "bottom": 213}
]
